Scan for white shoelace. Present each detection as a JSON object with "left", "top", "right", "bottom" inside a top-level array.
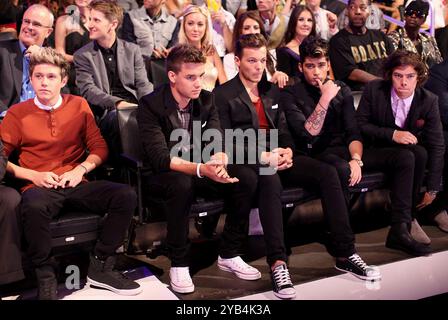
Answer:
[
  {"left": 348, "top": 254, "right": 368, "bottom": 270},
  {"left": 272, "top": 265, "right": 292, "bottom": 287},
  {"left": 229, "top": 257, "right": 254, "bottom": 271}
]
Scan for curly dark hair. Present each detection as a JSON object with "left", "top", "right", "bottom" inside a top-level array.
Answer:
[{"left": 383, "top": 50, "right": 428, "bottom": 87}]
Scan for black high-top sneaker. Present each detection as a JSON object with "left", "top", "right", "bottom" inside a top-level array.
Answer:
[
  {"left": 35, "top": 265, "right": 57, "bottom": 300},
  {"left": 87, "top": 254, "right": 142, "bottom": 296}
]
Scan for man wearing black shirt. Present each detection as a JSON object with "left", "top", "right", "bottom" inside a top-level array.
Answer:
[{"left": 329, "top": 0, "right": 393, "bottom": 91}]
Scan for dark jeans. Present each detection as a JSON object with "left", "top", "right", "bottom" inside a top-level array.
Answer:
[
  {"left": 0, "top": 185, "right": 24, "bottom": 285},
  {"left": 144, "top": 165, "right": 288, "bottom": 267},
  {"left": 98, "top": 109, "right": 122, "bottom": 167},
  {"left": 21, "top": 181, "right": 137, "bottom": 268},
  {"left": 144, "top": 171, "right": 221, "bottom": 267},
  {"left": 279, "top": 155, "right": 356, "bottom": 258}
]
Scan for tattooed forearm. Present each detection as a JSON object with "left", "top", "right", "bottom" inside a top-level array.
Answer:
[{"left": 305, "top": 106, "right": 327, "bottom": 135}]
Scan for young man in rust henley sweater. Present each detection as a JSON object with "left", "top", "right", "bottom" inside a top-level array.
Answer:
[{"left": 0, "top": 47, "right": 140, "bottom": 300}]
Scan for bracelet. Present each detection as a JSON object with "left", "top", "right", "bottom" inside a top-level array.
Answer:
[
  {"left": 318, "top": 101, "right": 328, "bottom": 111},
  {"left": 196, "top": 163, "right": 204, "bottom": 178},
  {"left": 79, "top": 164, "right": 88, "bottom": 175}
]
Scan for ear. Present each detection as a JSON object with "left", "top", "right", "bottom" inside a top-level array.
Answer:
[
  {"left": 167, "top": 70, "right": 177, "bottom": 84},
  {"left": 45, "top": 27, "right": 53, "bottom": 39},
  {"left": 234, "top": 55, "right": 241, "bottom": 69},
  {"left": 61, "top": 75, "right": 68, "bottom": 88},
  {"left": 298, "top": 62, "right": 303, "bottom": 73}
]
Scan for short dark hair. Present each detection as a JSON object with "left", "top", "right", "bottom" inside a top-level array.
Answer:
[
  {"left": 232, "top": 11, "right": 268, "bottom": 52},
  {"left": 234, "top": 33, "right": 267, "bottom": 59},
  {"left": 166, "top": 44, "right": 206, "bottom": 73},
  {"left": 299, "top": 36, "right": 329, "bottom": 62},
  {"left": 383, "top": 50, "right": 428, "bottom": 86},
  {"left": 347, "top": 0, "right": 371, "bottom": 5}
]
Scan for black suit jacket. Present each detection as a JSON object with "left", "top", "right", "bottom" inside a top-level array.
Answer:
[
  {"left": 280, "top": 76, "right": 362, "bottom": 156},
  {"left": 357, "top": 79, "right": 445, "bottom": 190},
  {"left": 137, "top": 84, "right": 222, "bottom": 175},
  {"left": 0, "top": 39, "right": 23, "bottom": 113},
  {"left": 213, "top": 75, "right": 294, "bottom": 163}
]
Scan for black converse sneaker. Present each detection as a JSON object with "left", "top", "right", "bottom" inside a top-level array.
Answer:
[
  {"left": 270, "top": 264, "right": 296, "bottom": 299},
  {"left": 335, "top": 254, "right": 381, "bottom": 281}
]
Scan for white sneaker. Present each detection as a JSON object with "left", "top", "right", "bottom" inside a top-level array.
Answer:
[
  {"left": 169, "top": 267, "right": 194, "bottom": 294},
  {"left": 217, "top": 256, "right": 261, "bottom": 280}
]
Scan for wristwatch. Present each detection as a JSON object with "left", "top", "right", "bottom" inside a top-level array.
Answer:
[
  {"left": 428, "top": 190, "right": 439, "bottom": 197},
  {"left": 352, "top": 158, "right": 363, "bottom": 167}
]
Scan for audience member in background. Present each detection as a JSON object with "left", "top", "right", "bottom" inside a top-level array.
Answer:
[
  {"left": 0, "top": 4, "right": 54, "bottom": 118},
  {"left": 305, "top": 0, "right": 338, "bottom": 41},
  {"left": 276, "top": 5, "right": 316, "bottom": 78},
  {"left": 223, "top": 10, "right": 288, "bottom": 87},
  {"left": 0, "top": 0, "right": 19, "bottom": 39},
  {"left": 214, "top": 34, "right": 296, "bottom": 299},
  {"left": 330, "top": 0, "right": 393, "bottom": 91},
  {"left": 423, "top": 59, "right": 448, "bottom": 233},
  {"left": 388, "top": 0, "right": 442, "bottom": 70},
  {"left": 0, "top": 140, "right": 23, "bottom": 288},
  {"left": 0, "top": 47, "right": 140, "bottom": 300},
  {"left": 178, "top": 5, "right": 226, "bottom": 91},
  {"left": 117, "top": 0, "right": 139, "bottom": 11},
  {"left": 256, "top": 0, "right": 289, "bottom": 49},
  {"left": 122, "top": 0, "right": 179, "bottom": 60},
  {"left": 74, "top": 0, "right": 152, "bottom": 164},
  {"left": 357, "top": 50, "right": 445, "bottom": 249},
  {"left": 337, "top": 1, "right": 385, "bottom": 32},
  {"left": 55, "top": 0, "right": 91, "bottom": 94}
]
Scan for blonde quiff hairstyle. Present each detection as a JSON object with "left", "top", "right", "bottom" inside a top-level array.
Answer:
[
  {"left": 29, "top": 47, "right": 70, "bottom": 79},
  {"left": 178, "top": 5, "right": 214, "bottom": 55}
]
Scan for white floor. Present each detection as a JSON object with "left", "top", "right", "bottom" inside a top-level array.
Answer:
[{"left": 238, "top": 250, "right": 448, "bottom": 300}]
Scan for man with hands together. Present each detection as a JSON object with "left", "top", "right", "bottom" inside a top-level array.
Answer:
[{"left": 1, "top": 47, "right": 141, "bottom": 300}]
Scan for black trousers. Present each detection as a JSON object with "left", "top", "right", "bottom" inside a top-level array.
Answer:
[
  {"left": 315, "top": 144, "right": 427, "bottom": 224},
  {"left": 279, "top": 155, "right": 356, "bottom": 258},
  {"left": 223, "top": 165, "right": 287, "bottom": 267},
  {"left": 0, "top": 185, "right": 24, "bottom": 285},
  {"left": 144, "top": 165, "right": 288, "bottom": 267},
  {"left": 21, "top": 181, "right": 137, "bottom": 268}
]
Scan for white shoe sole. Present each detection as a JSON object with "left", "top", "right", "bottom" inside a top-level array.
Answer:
[
  {"left": 87, "top": 277, "right": 143, "bottom": 296},
  {"left": 273, "top": 289, "right": 296, "bottom": 300},
  {"left": 334, "top": 266, "right": 382, "bottom": 281},
  {"left": 218, "top": 264, "right": 261, "bottom": 280},
  {"left": 170, "top": 281, "right": 195, "bottom": 294}
]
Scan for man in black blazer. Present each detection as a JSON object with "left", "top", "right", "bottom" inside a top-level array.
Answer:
[
  {"left": 138, "top": 44, "right": 267, "bottom": 295},
  {"left": 0, "top": 140, "right": 23, "bottom": 287},
  {"left": 279, "top": 36, "right": 381, "bottom": 280},
  {"left": 0, "top": 4, "right": 54, "bottom": 116},
  {"left": 214, "top": 34, "right": 296, "bottom": 299},
  {"left": 357, "top": 50, "right": 445, "bottom": 252},
  {"left": 424, "top": 59, "right": 448, "bottom": 232}
]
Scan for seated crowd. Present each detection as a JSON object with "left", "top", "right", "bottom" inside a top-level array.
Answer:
[{"left": 0, "top": 0, "right": 448, "bottom": 300}]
